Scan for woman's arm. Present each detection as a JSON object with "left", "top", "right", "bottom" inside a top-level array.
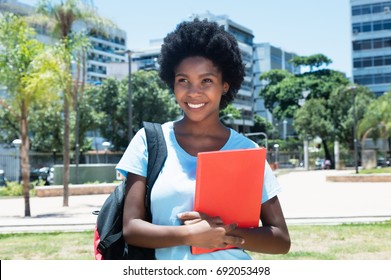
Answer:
[
  {"left": 122, "top": 172, "right": 244, "bottom": 249},
  {"left": 231, "top": 196, "right": 291, "bottom": 254},
  {"left": 178, "top": 196, "right": 290, "bottom": 254}
]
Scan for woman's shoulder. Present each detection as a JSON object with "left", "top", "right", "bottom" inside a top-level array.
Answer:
[
  {"left": 226, "top": 128, "right": 258, "bottom": 149},
  {"left": 161, "top": 121, "right": 174, "bottom": 131}
]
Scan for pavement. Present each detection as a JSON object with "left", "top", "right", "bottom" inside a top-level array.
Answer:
[{"left": 0, "top": 169, "right": 390, "bottom": 233}]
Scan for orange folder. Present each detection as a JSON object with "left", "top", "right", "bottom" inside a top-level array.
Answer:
[{"left": 192, "top": 147, "right": 266, "bottom": 254}]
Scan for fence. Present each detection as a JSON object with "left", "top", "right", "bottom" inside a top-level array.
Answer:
[
  {"left": 0, "top": 147, "right": 122, "bottom": 182},
  {"left": 0, "top": 146, "right": 19, "bottom": 182}
]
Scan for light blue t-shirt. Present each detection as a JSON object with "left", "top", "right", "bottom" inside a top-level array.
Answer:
[{"left": 116, "top": 121, "right": 282, "bottom": 260}]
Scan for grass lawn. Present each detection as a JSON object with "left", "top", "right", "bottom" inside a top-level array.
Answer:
[
  {"left": 1, "top": 221, "right": 390, "bottom": 260},
  {"left": 359, "top": 167, "right": 391, "bottom": 174}
]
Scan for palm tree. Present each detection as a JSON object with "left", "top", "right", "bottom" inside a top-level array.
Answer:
[
  {"left": 358, "top": 92, "right": 391, "bottom": 157},
  {"left": 0, "top": 13, "right": 68, "bottom": 216},
  {"left": 31, "top": 0, "right": 115, "bottom": 206}
]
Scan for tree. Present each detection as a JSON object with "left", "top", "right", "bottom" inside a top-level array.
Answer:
[
  {"left": 32, "top": 0, "right": 114, "bottom": 206},
  {"left": 358, "top": 91, "right": 391, "bottom": 152},
  {"left": 290, "top": 54, "right": 332, "bottom": 71},
  {"left": 91, "top": 72, "right": 181, "bottom": 151},
  {"left": 329, "top": 85, "right": 375, "bottom": 148},
  {"left": 259, "top": 69, "right": 302, "bottom": 120},
  {"left": 250, "top": 115, "right": 274, "bottom": 137},
  {"left": 260, "top": 54, "right": 352, "bottom": 165},
  {"left": 29, "top": 101, "right": 63, "bottom": 153},
  {"left": 0, "top": 13, "right": 68, "bottom": 216},
  {"left": 86, "top": 77, "right": 126, "bottom": 149},
  {"left": 294, "top": 98, "right": 334, "bottom": 160},
  {"left": 219, "top": 104, "right": 241, "bottom": 119},
  {"left": 131, "top": 71, "right": 181, "bottom": 131}
]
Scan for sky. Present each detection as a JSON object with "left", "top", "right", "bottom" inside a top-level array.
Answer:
[{"left": 21, "top": 0, "right": 352, "bottom": 77}]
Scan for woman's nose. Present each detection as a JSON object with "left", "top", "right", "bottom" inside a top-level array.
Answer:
[{"left": 187, "top": 83, "right": 203, "bottom": 95}]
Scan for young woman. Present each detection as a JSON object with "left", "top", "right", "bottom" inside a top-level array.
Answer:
[{"left": 116, "top": 18, "right": 290, "bottom": 260}]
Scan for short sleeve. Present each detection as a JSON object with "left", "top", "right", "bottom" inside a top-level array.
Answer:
[
  {"left": 261, "top": 160, "right": 282, "bottom": 204},
  {"left": 115, "top": 128, "right": 148, "bottom": 179}
]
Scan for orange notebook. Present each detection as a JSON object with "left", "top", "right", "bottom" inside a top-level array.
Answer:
[{"left": 192, "top": 147, "right": 266, "bottom": 254}]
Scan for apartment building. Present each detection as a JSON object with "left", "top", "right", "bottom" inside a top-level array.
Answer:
[
  {"left": 0, "top": 0, "right": 127, "bottom": 85},
  {"left": 351, "top": 0, "right": 391, "bottom": 96},
  {"left": 253, "top": 43, "right": 300, "bottom": 139}
]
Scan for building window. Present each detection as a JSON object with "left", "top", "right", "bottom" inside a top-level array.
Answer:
[
  {"left": 352, "top": 2, "right": 391, "bottom": 16},
  {"left": 353, "top": 37, "right": 391, "bottom": 51}
]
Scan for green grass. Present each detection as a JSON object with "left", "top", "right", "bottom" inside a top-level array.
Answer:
[
  {"left": 359, "top": 167, "right": 391, "bottom": 174},
  {"left": 1, "top": 221, "right": 390, "bottom": 260},
  {"left": 0, "top": 231, "right": 94, "bottom": 260},
  {"left": 251, "top": 221, "right": 391, "bottom": 260}
]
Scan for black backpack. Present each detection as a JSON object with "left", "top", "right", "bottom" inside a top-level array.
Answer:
[{"left": 93, "top": 122, "right": 167, "bottom": 260}]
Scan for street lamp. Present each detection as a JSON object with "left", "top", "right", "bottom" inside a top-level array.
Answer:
[
  {"left": 102, "top": 141, "right": 111, "bottom": 164},
  {"left": 240, "top": 108, "right": 246, "bottom": 134},
  {"left": 348, "top": 85, "right": 359, "bottom": 174},
  {"left": 273, "top": 143, "right": 280, "bottom": 171},
  {"left": 115, "top": 49, "right": 133, "bottom": 141},
  {"left": 220, "top": 113, "right": 234, "bottom": 123},
  {"left": 245, "top": 132, "right": 268, "bottom": 151},
  {"left": 12, "top": 139, "right": 22, "bottom": 182}
]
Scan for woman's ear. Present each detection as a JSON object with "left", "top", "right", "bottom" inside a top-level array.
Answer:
[{"left": 223, "top": 82, "right": 230, "bottom": 94}]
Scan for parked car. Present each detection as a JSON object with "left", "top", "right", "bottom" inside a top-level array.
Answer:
[
  {"left": 0, "top": 169, "right": 6, "bottom": 187},
  {"left": 377, "top": 157, "right": 390, "bottom": 167},
  {"left": 30, "top": 167, "right": 54, "bottom": 185},
  {"left": 315, "top": 158, "right": 325, "bottom": 170}
]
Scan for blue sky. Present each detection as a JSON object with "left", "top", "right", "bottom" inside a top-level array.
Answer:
[{"left": 22, "top": 0, "right": 352, "bottom": 77}]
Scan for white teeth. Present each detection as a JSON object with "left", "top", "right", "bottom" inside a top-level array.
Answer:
[{"left": 188, "top": 103, "right": 205, "bottom": 109}]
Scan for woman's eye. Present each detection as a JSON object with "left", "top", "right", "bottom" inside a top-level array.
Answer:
[
  {"left": 203, "top": 78, "right": 212, "bottom": 84},
  {"left": 177, "top": 78, "right": 188, "bottom": 83}
]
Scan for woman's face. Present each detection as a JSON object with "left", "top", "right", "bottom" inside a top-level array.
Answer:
[{"left": 174, "top": 56, "right": 229, "bottom": 123}]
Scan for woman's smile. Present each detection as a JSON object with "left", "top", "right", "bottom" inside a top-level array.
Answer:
[{"left": 187, "top": 102, "right": 206, "bottom": 109}]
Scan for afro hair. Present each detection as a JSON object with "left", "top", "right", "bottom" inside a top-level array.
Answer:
[{"left": 158, "top": 18, "right": 245, "bottom": 109}]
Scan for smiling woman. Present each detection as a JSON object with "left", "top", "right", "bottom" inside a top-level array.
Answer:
[
  {"left": 173, "top": 56, "right": 229, "bottom": 124},
  {"left": 115, "top": 18, "right": 290, "bottom": 260}
]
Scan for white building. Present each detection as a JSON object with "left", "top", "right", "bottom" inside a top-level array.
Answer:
[
  {"left": 253, "top": 43, "right": 300, "bottom": 139},
  {"left": 351, "top": 0, "right": 391, "bottom": 96}
]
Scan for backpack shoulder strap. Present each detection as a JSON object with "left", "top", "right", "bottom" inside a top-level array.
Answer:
[{"left": 143, "top": 121, "right": 167, "bottom": 220}]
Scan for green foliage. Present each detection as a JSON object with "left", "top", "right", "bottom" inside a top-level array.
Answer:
[
  {"left": 294, "top": 98, "right": 333, "bottom": 141},
  {"left": 0, "top": 181, "right": 35, "bottom": 197},
  {"left": 358, "top": 91, "right": 391, "bottom": 143},
  {"left": 90, "top": 72, "right": 181, "bottom": 151},
  {"left": 259, "top": 53, "right": 361, "bottom": 161},
  {"left": 260, "top": 70, "right": 302, "bottom": 120},
  {"left": 268, "top": 138, "right": 301, "bottom": 152},
  {"left": 87, "top": 77, "right": 128, "bottom": 150},
  {"left": 220, "top": 104, "right": 241, "bottom": 119},
  {"left": 250, "top": 115, "right": 274, "bottom": 136},
  {"left": 290, "top": 54, "right": 332, "bottom": 69},
  {"left": 0, "top": 13, "right": 68, "bottom": 128},
  {"left": 132, "top": 70, "right": 181, "bottom": 131},
  {"left": 29, "top": 101, "right": 63, "bottom": 152},
  {"left": 329, "top": 85, "right": 375, "bottom": 147}
]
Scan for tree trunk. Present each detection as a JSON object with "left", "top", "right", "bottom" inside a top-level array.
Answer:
[
  {"left": 20, "top": 102, "right": 31, "bottom": 217},
  {"left": 74, "top": 53, "right": 81, "bottom": 184},
  {"left": 63, "top": 94, "right": 70, "bottom": 207},
  {"left": 74, "top": 50, "right": 86, "bottom": 184},
  {"left": 322, "top": 139, "right": 333, "bottom": 168}
]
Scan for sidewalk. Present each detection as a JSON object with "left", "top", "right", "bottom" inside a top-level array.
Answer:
[
  {"left": 278, "top": 169, "right": 391, "bottom": 224},
  {"left": 0, "top": 170, "right": 390, "bottom": 233}
]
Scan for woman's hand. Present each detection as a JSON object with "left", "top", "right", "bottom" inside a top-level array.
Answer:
[{"left": 177, "top": 211, "right": 244, "bottom": 249}]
